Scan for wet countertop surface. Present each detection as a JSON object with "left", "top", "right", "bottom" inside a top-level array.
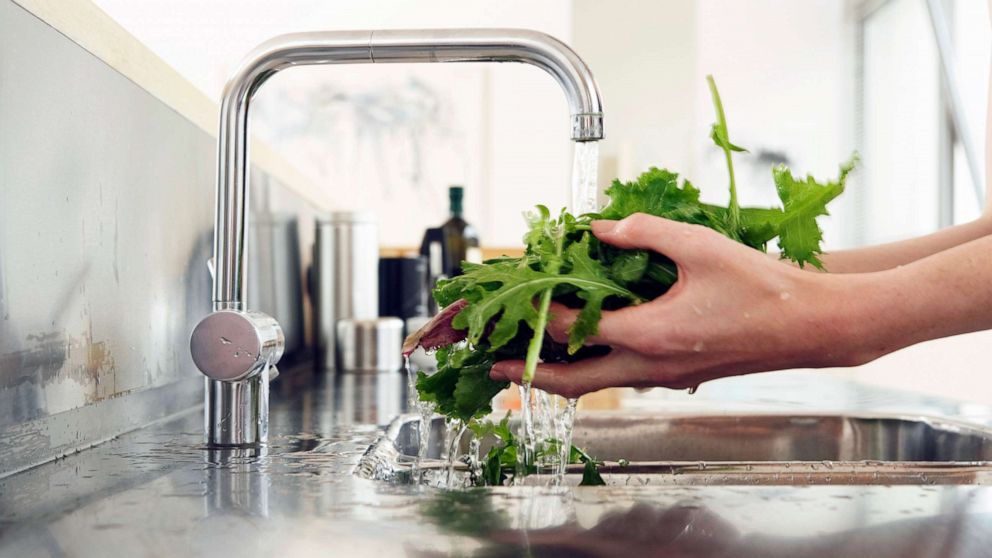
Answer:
[{"left": 4, "top": 368, "right": 992, "bottom": 557}]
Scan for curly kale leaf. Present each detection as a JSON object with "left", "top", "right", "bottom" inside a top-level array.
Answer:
[
  {"left": 597, "top": 168, "right": 727, "bottom": 233},
  {"left": 416, "top": 346, "right": 506, "bottom": 422},
  {"left": 772, "top": 156, "right": 858, "bottom": 269},
  {"left": 469, "top": 412, "right": 606, "bottom": 487},
  {"left": 440, "top": 236, "right": 642, "bottom": 355}
]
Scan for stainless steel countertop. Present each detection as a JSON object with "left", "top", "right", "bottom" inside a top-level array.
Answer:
[{"left": 3, "top": 366, "right": 992, "bottom": 557}]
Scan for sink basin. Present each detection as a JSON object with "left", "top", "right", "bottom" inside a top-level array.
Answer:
[{"left": 357, "top": 412, "right": 992, "bottom": 485}]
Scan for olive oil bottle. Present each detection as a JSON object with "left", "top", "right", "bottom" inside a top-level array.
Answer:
[
  {"left": 438, "top": 186, "right": 481, "bottom": 277},
  {"left": 420, "top": 186, "right": 481, "bottom": 311}
]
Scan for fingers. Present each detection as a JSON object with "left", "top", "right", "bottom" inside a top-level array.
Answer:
[
  {"left": 546, "top": 302, "right": 576, "bottom": 344},
  {"left": 547, "top": 301, "right": 645, "bottom": 350},
  {"left": 592, "top": 213, "right": 716, "bottom": 263},
  {"left": 491, "top": 351, "right": 654, "bottom": 398},
  {"left": 490, "top": 358, "right": 613, "bottom": 399}
]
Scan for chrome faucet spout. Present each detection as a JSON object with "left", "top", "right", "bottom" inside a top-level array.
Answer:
[{"left": 192, "top": 28, "right": 605, "bottom": 447}]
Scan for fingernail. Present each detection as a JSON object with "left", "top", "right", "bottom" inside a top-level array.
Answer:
[{"left": 591, "top": 220, "right": 617, "bottom": 234}]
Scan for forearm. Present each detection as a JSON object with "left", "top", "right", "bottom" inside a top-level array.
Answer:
[
  {"left": 831, "top": 233, "right": 992, "bottom": 365},
  {"left": 809, "top": 215, "right": 992, "bottom": 273}
]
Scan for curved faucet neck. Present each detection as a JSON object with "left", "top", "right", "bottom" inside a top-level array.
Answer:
[{"left": 212, "top": 28, "right": 604, "bottom": 309}]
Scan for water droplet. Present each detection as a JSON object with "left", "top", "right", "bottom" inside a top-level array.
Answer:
[
  {"left": 692, "top": 341, "right": 705, "bottom": 352},
  {"left": 219, "top": 337, "right": 232, "bottom": 345},
  {"left": 687, "top": 385, "right": 698, "bottom": 395},
  {"left": 779, "top": 292, "right": 791, "bottom": 301}
]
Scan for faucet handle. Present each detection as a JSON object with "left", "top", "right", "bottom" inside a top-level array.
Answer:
[{"left": 190, "top": 310, "right": 285, "bottom": 382}]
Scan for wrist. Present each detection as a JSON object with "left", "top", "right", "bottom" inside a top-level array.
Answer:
[{"left": 796, "top": 269, "right": 904, "bottom": 368}]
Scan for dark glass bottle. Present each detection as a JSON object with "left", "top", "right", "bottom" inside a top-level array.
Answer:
[
  {"left": 420, "top": 186, "right": 481, "bottom": 314},
  {"left": 439, "top": 186, "right": 480, "bottom": 277}
]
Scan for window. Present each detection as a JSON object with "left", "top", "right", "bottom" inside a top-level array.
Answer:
[{"left": 857, "top": 0, "right": 988, "bottom": 245}]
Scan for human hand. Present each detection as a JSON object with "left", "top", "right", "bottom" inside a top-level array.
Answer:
[{"left": 490, "top": 213, "right": 876, "bottom": 397}]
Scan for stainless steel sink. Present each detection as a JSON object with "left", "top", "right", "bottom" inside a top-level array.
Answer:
[{"left": 358, "top": 412, "right": 992, "bottom": 485}]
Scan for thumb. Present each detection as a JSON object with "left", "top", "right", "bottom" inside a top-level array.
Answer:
[{"left": 592, "top": 213, "right": 717, "bottom": 263}]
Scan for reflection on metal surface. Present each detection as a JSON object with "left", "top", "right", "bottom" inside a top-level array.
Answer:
[
  {"left": 248, "top": 213, "right": 305, "bottom": 356},
  {"left": 362, "top": 413, "right": 992, "bottom": 485},
  {"left": 191, "top": 311, "right": 284, "bottom": 382},
  {"left": 0, "top": 0, "right": 213, "bottom": 476},
  {"left": 328, "top": 372, "right": 407, "bottom": 427},
  {"left": 421, "top": 491, "right": 992, "bottom": 558},
  {"left": 0, "top": 0, "right": 317, "bottom": 476},
  {"left": 205, "top": 446, "right": 270, "bottom": 517},
  {"left": 4, "top": 375, "right": 992, "bottom": 557}
]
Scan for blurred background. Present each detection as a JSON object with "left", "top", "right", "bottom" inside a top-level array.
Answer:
[
  {"left": 90, "top": 0, "right": 992, "bottom": 401},
  {"left": 93, "top": 0, "right": 991, "bottom": 247}
]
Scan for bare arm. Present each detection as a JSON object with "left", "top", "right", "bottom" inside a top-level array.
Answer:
[
  {"left": 801, "top": 60, "right": 992, "bottom": 274},
  {"left": 491, "top": 214, "right": 992, "bottom": 397},
  {"left": 782, "top": 214, "right": 992, "bottom": 273},
  {"left": 859, "top": 230, "right": 992, "bottom": 354}
]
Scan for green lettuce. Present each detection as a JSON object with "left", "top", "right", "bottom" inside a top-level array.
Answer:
[{"left": 417, "top": 75, "right": 855, "bottom": 421}]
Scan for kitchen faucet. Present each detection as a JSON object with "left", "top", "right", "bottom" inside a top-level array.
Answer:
[{"left": 189, "top": 29, "right": 605, "bottom": 447}]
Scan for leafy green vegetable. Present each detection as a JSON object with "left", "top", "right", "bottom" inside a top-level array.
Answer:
[
  {"left": 469, "top": 412, "right": 517, "bottom": 486},
  {"left": 417, "top": 346, "right": 507, "bottom": 422},
  {"left": 420, "top": 490, "right": 509, "bottom": 537},
  {"left": 580, "top": 458, "right": 607, "bottom": 486},
  {"left": 469, "top": 412, "right": 606, "bottom": 486},
  {"left": 569, "top": 444, "right": 607, "bottom": 486},
  {"left": 772, "top": 156, "right": 858, "bottom": 269},
  {"left": 707, "top": 74, "right": 746, "bottom": 235},
  {"left": 415, "top": 75, "right": 856, "bottom": 448},
  {"left": 437, "top": 208, "right": 642, "bottom": 385}
]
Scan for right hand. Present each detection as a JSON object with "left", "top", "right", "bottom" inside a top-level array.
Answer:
[{"left": 491, "top": 213, "right": 878, "bottom": 397}]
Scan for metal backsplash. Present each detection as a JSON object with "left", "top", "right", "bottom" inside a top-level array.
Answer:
[{"left": 0, "top": 1, "right": 316, "bottom": 477}]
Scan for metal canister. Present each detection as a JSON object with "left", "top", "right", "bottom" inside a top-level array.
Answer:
[
  {"left": 336, "top": 317, "right": 404, "bottom": 372},
  {"left": 313, "top": 211, "right": 379, "bottom": 370}
]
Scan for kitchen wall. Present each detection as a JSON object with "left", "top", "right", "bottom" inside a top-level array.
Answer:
[
  {"left": 91, "top": 0, "right": 575, "bottom": 248},
  {"left": 0, "top": 0, "right": 318, "bottom": 477},
  {"left": 85, "top": 1, "right": 874, "bottom": 251}
]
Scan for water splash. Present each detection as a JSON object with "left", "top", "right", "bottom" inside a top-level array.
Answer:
[
  {"left": 444, "top": 420, "right": 467, "bottom": 489},
  {"left": 515, "top": 141, "right": 599, "bottom": 485},
  {"left": 554, "top": 398, "right": 579, "bottom": 485},
  {"left": 404, "top": 355, "right": 434, "bottom": 484},
  {"left": 516, "top": 383, "right": 535, "bottom": 483},
  {"left": 468, "top": 437, "right": 482, "bottom": 481}
]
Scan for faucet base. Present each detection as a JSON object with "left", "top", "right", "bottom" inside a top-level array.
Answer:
[{"left": 205, "top": 375, "right": 269, "bottom": 447}]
